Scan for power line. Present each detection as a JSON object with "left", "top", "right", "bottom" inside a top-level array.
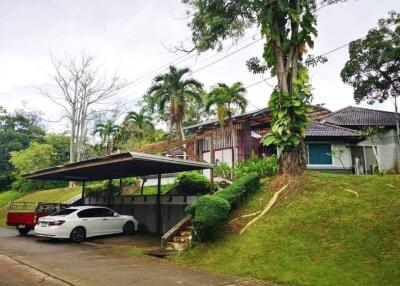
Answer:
[
  {"left": 116, "top": 34, "right": 262, "bottom": 105},
  {"left": 120, "top": 0, "right": 341, "bottom": 110},
  {"left": 244, "top": 21, "right": 396, "bottom": 112},
  {"left": 122, "top": 0, "right": 331, "bottom": 90},
  {"left": 191, "top": 38, "right": 263, "bottom": 74},
  {"left": 122, "top": 34, "right": 260, "bottom": 92}
]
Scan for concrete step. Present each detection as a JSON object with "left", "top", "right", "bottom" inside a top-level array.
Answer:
[
  {"left": 172, "top": 236, "right": 191, "bottom": 243},
  {"left": 179, "top": 230, "right": 192, "bottom": 237},
  {"left": 166, "top": 241, "right": 189, "bottom": 251}
]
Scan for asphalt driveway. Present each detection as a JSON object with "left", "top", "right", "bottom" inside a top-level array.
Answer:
[{"left": 0, "top": 228, "right": 265, "bottom": 286}]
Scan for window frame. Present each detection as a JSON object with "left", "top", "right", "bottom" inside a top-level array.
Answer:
[{"left": 305, "top": 143, "right": 333, "bottom": 166}]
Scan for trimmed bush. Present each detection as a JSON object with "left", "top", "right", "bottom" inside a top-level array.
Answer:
[
  {"left": 188, "top": 173, "right": 260, "bottom": 243},
  {"left": 215, "top": 173, "right": 260, "bottom": 207},
  {"left": 175, "top": 171, "right": 210, "bottom": 195},
  {"left": 190, "top": 195, "right": 230, "bottom": 242}
]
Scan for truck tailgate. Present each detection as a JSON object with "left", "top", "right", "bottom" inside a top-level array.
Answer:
[{"left": 6, "top": 212, "right": 36, "bottom": 226}]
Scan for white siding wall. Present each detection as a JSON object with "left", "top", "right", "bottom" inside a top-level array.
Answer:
[
  {"left": 305, "top": 142, "right": 352, "bottom": 170},
  {"left": 356, "top": 129, "right": 400, "bottom": 173}
]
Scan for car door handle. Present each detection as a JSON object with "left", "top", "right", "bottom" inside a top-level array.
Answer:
[
  {"left": 82, "top": 219, "right": 88, "bottom": 221},
  {"left": 102, "top": 218, "right": 108, "bottom": 220}
]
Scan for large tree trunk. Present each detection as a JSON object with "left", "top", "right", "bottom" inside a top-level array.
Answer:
[
  {"left": 271, "top": 15, "right": 306, "bottom": 176},
  {"left": 278, "top": 142, "right": 307, "bottom": 175}
]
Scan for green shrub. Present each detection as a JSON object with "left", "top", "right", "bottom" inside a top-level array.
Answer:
[
  {"left": 188, "top": 173, "right": 260, "bottom": 243},
  {"left": 175, "top": 171, "right": 210, "bottom": 195},
  {"left": 235, "top": 154, "right": 278, "bottom": 179},
  {"left": 215, "top": 173, "right": 260, "bottom": 207},
  {"left": 214, "top": 162, "right": 232, "bottom": 180},
  {"left": 190, "top": 195, "right": 230, "bottom": 242}
]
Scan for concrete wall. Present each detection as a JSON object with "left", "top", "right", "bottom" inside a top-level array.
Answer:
[{"left": 84, "top": 195, "right": 197, "bottom": 234}]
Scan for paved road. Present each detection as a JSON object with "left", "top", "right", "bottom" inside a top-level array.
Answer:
[{"left": 0, "top": 228, "right": 264, "bottom": 286}]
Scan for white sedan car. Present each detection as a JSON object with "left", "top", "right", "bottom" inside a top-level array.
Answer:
[{"left": 34, "top": 206, "right": 139, "bottom": 243}]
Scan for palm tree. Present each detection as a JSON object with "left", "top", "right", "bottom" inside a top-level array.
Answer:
[
  {"left": 360, "top": 126, "right": 385, "bottom": 173},
  {"left": 206, "top": 82, "right": 247, "bottom": 126},
  {"left": 93, "top": 120, "right": 120, "bottom": 155},
  {"left": 146, "top": 65, "right": 203, "bottom": 141},
  {"left": 206, "top": 82, "right": 247, "bottom": 167},
  {"left": 124, "top": 109, "right": 155, "bottom": 137}
]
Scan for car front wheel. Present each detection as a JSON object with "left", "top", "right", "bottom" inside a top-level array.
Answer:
[
  {"left": 70, "top": 227, "right": 86, "bottom": 243},
  {"left": 123, "top": 221, "right": 135, "bottom": 235}
]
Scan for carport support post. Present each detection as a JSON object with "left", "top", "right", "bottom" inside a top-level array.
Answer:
[
  {"left": 81, "top": 181, "right": 86, "bottom": 206},
  {"left": 157, "top": 174, "right": 162, "bottom": 235}
]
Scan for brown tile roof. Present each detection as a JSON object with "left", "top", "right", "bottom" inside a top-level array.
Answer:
[
  {"left": 321, "top": 106, "right": 397, "bottom": 127},
  {"left": 306, "top": 122, "right": 359, "bottom": 138},
  {"left": 184, "top": 105, "right": 331, "bottom": 132}
]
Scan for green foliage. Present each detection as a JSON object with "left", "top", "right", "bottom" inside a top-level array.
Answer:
[
  {"left": 214, "top": 162, "right": 232, "bottom": 180},
  {"left": 205, "top": 82, "right": 247, "bottom": 127},
  {"left": 359, "top": 126, "right": 385, "bottom": 139},
  {"left": 117, "top": 108, "right": 155, "bottom": 143},
  {"left": 44, "top": 134, "right": 70, "bottom": 165},
  {"left": 235, "top": 155, "right": 278, "bottom": 178},
  {"left": 145, "top": 65, "right": 203, "bottom": 139},
  {"left": 85, "top": 178, "right": 138, "bottom": 197},
  {"left": 93, "top": 119, "right": 120, "bottom": 155},
  {"left": 174, "top": 172, "right": 400, "bottom": 286},
  {"left": 0, "top": 110, "right": 45, "bottom": 189},
  {"left": 10, "top": 142, "right": 65, "bottom": 192},
  {"left": 215, "top": 156, "right": 278, "bottom": 180},
  {"left": 262, "top": 67, "right": 313, "bottom": 148},
  {"left": 138, "top": 183, "right": 175, "bottom": 196},
  {"left": 10, "top": 142, "right": 54, "bottom": 175},
  {"left": 175, "top": 171, "right": 210, "bottom": 195},
  {"left": 187, "top": 173, "right": 260, "bottom": 243},
  {"left": 184, "top": 0, "right": 325, "bottom": 173},
  {"left": 189, "top": 195, "right": 231, "bottom": 242},
  {"left": 214, "top": 173, "right": 260, "bottom": 207},
  {"left": 341, "top": 11, "right": 400, "bottom": 104}
]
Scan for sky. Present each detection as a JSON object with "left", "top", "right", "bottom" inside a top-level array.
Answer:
[{"left": 0, "top": 0, "right": 399, "bottom": 132}]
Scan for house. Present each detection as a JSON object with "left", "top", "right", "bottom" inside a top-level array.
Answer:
[{"left": 183, "top": 105, "right": 400, "bottom": 174}]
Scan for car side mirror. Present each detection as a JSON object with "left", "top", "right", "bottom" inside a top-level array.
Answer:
[{"left": 114, "top": 213, "right": 119, "bottom": 217}]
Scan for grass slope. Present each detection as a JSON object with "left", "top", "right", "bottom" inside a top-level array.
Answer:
[
  {"left": 173, "top": 172, "right": 400, "bottom": 286},
  {"left": 0, "top": 187, "right": 81, "bottom": 227}
]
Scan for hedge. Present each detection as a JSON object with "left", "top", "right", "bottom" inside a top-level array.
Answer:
[
  {"left": 187, "top": 173, "right": 260, "bottom": 243},
  {"left": 187, "top": 195, "right": 230, "bottom": 242},
  {"left": 214, "top": 173, "right": 260, "bottom": 207}
]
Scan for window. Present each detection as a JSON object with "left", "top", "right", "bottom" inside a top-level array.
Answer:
[
  {"left": 307, "top": 143, "right": 332, "bottom": 165},
  {"left": 50, "top": 208, "right": 77, "bottom": 216},
  {"left": 77, "top": 208, "right": 115, "bottom": 218},
  {"left": 77, "top": 209, "right": 95, "bottom": 218},
  {"left": 97, "top": 208, "right": 115, "bottom": 217}
]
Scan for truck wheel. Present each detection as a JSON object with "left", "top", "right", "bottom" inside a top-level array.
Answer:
[
  {"left": 70, "top": 227, "right": 86, "bottom": 243},
  {"left": 17, "top": 227, "right": 30, "bottom": 236},
  {"left": 123, "top": 221, "right": 135, "bottom": 235}
]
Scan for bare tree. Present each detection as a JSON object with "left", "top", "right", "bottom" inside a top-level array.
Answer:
[{"left": 39, "top": 54, "right": 127, "bottom": 164}]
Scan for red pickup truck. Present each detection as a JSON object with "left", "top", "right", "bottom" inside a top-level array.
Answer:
[{"left": 6, "top": 202, "right": 68, "bottom": 235}]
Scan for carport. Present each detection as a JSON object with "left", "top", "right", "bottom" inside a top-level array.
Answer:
[{"left": 23, "top": 151, "right": 213, "bottom": 234}]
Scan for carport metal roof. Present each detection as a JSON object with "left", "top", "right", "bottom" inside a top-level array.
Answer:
[{"left": 22, "top": 151, "right": 213, "bottom": 181}]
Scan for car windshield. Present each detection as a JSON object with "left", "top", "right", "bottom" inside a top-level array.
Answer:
[{"left": 50, "top": 208, "right": 77, "bottom": 216}]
